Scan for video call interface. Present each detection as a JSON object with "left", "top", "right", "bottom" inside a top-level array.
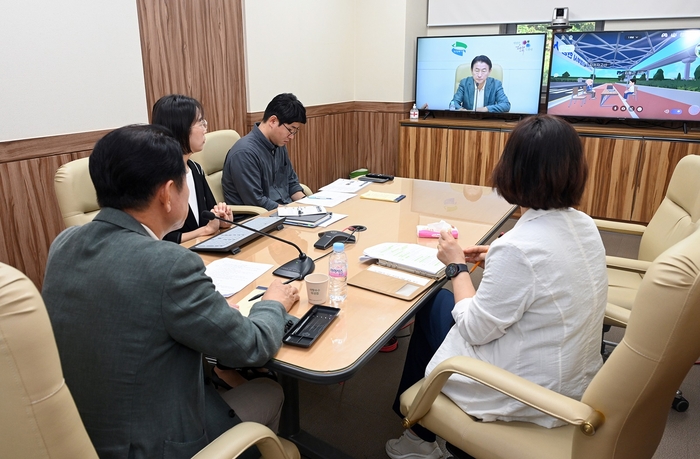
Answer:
[
  {"left": 415, "top": 34, "right": 547, "bottom": 115},
  {"left": 547, "top": 29, "right": 700, "bottom": 122}
]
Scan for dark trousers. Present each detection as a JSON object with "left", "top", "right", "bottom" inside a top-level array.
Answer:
[{"left": 392, "top": 289, "right": 456, "bottom": 442}]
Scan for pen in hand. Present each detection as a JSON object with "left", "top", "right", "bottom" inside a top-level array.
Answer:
[
  {"left": 467, "top": 232, "right": 504, "bottom": 274},
  {"left": 248, "top": 277, "right": 297, "bottom": 302}
]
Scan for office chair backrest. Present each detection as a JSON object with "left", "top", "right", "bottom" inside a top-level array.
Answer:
[
  {"left": 190, "top": 129, "right": 241, "bottom": 203},
  {"left": 573, "top": 230, "right": 700, "bottom": 459},
  {"left": 54, "top": 157, "right": 100, "bottom": 228},
  {"left": 638, "top": 154, "right": 700, "bottom": 261},
  {"left": 454, "top": 63, "right": 503, "bottom": 92},
  {"left": 0, "top": 262, "right": 98, "bottom": 458}
]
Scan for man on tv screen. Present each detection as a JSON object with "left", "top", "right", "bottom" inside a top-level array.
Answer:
[{"left": 450, "top": 55, "right": 511, "bottom": 112}]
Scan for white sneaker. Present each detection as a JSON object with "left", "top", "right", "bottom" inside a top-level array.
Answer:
[{"left": 386, "top": 430, "right": 444, "bottom": 459}]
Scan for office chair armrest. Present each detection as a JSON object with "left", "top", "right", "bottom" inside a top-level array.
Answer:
[
  {"left": 403, "top": 356, "right": 604, "bottom": 436},
  {"left": 192, "top": 422, "right": 299, "bottom": 459},
  {"left": 228, "top": 205, "right": 268, "bottom": 216},
  {"left": 605, "top": 302, "right": 631, "bottom": 328},
  {"left": 606, "top": 255, "right": 651, "bottom": 274},
  {"left": 593, "top": 218, "right": 646, "bottom": 236}
]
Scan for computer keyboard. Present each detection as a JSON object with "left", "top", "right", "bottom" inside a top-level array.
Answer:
[{"left": 189, "top": 216, "right": 285, "bottom": 253}]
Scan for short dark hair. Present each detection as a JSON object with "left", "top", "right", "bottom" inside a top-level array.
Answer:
[
  {"left": 471, "top": 55, "right": 492, "bottom": 70},
  {"left": 491, "top": 115, "right": 587, "bottom": 210},
  {"left": 151, "top": 94, "right": 204, "bottom": 153},
  {"left": 262, "top": 93, "right": 307, "bottom": 125},
  {"left": 89, "top": 125, "right": 186, "bottom": 211}
]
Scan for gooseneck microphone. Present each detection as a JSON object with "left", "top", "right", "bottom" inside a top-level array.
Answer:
[{"left": 200, "top": 211, "right": 315, "bottom": 280}]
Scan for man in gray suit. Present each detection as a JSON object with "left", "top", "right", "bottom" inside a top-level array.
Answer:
[{"left": 43, "top": 125, "right": 299, "bottom": 459}]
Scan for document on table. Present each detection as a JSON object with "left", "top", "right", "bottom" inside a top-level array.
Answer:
[
  {"left": 360, "top": 242, "right": 445, "bottom": 278},
  {"left": 298, "top": 191, "right": 356, "bottom": 208},
  {"left": 319, "top": 178, "right": 372, "bottom": 193},
  {"left": 204, "top": 258, "right": 273, "bottom": 297}
]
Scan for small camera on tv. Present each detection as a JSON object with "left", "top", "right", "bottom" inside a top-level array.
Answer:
[{"left": 551, "top": 7, "right": 569, "bottom": 28}]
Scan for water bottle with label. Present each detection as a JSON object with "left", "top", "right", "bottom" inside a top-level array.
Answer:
[
  {"left": 409, "top": 104, "right": 419, "bottom": 121},
  {"left": 328, "top": 242, "right": 348, "bottom": 303}
]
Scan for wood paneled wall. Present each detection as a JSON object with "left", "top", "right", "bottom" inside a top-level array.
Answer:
[
  {"left": 0, "top": 105, "right": 407, "bottom": 288},
  {"left": 0, "top": 131, "right": 108, "bottom": 287},
  {"left": 247, "top": 101, "right": 412, "bottom": 193},
  {"left": 136, "top": 0, "right": 248, "bottom": 135},
  {"left": 398, "top": 119, "right": 700, "bottom": 224}
]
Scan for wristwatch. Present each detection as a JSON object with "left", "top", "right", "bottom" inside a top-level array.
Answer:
[{"left": 445, "top": 263, "right": 470, "bottom": 280}]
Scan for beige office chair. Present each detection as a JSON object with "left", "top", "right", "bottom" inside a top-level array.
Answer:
[
  {"left": 190, "top": 130, "right": 312, "bottom": 216},
  {"left": 399, "top": 229, "right": 700, "bottom": 459},
  {"left": 454, "top": 62, "right": 503, "bottom": 93},
  {"left": 595, "top": 154, "right": 700, "bottom": 327},
  {"left": 54, "top": 157, "right": 100, "bottom": 228},
  {"left": 0, "top": 262, "right": 299, "bottom": 459}
]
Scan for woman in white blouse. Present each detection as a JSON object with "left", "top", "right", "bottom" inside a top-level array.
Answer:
[{"left": 386, "top": 115, "right": 608, "bottom": 459}]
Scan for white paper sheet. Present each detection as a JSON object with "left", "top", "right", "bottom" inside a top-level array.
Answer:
[
  {"left": 204, "top": 258, "right": 273, "bottom": 297},
  {"left": 298, "top": 191, "right": 356, "bottom": 208},
  {"left": 319, "top": 178, "right": 371, "bottom": 193}
]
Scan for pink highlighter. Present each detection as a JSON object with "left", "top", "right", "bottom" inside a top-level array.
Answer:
[{"left": 417, "top": 227, "right": 459, "bottom": 239}]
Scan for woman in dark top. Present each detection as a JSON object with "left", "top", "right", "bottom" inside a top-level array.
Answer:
[{"left": 152, "top": 94, "right": 232, "bottom": 243}]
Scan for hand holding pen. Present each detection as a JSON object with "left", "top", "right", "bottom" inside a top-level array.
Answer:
[
  {"left": 466, "top": 232, "right": 504, "bottom": 272},
  {"left": 247, "top": 278, "right": 298, "bottom": 305}
]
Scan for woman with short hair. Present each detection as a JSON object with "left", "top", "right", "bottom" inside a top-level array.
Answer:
[{"left": 386, "top": 115, "right": 607, "bottom": 459}]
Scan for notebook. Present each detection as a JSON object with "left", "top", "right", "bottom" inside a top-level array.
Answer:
[
  {"left": 348, "top": 264, "right": 435, "bottom": 300},
  {"left": 272, "top": 211, "right": 333, "bottom": 228}
]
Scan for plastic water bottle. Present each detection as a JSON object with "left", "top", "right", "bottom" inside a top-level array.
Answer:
[
  {"left": 409, "top": 104, "right": 419, "bottom": 121},
  {"left": 328, "top": 242, "right": 348, "bottom": 303},
  {"left": 449, "top": 101, "right": 456, "bottom": 111}
]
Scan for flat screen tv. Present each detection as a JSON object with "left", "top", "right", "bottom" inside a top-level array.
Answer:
[
  {"left": 547, "top": 29, "right": 700, "bottom": 123},
  {"left": 415, "top": 34, "right": 547, "bottom": 116}
]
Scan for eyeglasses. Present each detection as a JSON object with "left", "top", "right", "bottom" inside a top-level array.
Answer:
[
  {"left": 197, "top": 119, "right": 208, "bottom": 130},
  {"left": 281, "top": 123, "right": 300, "bottom": 137}
]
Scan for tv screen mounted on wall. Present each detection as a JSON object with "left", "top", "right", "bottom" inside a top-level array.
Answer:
[
  {"left": 547, "top": 29, "right": 700, "bottom": 123},
  {"left": 415, "top": 33, "right": 547, "bottom": 116}
]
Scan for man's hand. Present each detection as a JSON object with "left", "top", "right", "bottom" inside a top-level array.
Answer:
[{"left": 263, "top": 279, "right": 299, "bottom": 312}]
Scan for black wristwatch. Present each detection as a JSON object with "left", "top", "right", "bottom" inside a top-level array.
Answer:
[{"left": 445, "top": 263, "right": 470, "bottom": 280}]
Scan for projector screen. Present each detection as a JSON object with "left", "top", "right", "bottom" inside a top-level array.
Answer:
[
  {"left": 427, "top": 0, "right": 700, "bottom": 27},
  {"left": 0, "top": 1, "right": 148, "bottom": 142}
]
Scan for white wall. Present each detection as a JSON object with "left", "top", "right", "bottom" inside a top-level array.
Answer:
[
  {"left": 243, "top": 0, "right": 428, "bottom": 111},
  {"left": 243, "top": 0, "right": 356, "bottom": 112},
  {"left": 0, "top": 0, "right": 147, "bottom": 142}
]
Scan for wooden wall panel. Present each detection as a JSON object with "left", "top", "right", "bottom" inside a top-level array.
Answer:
[
  {"left": 398, "top": 126, "right": 448, "bottom": 181},
  {"left": 0, "top": 151, "right": 90, "bottom": 288},
  {"left": 632, "top": 141, "right": 700, "bottom": 222},
  {"left": 136, "top": 0, "right": 247, "bottom": 135},
  {"left": 247, "top": 102, "right": 409, "bottom": 193},
  {"left": 578, "top": 136, "right": 641, "bottom": 220},
  {"left": 445, "top": 129, "right": 504, "bottom": 186}
]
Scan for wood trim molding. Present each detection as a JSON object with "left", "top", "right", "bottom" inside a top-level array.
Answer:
[
  {"left": 0, "top": 129, "right": 111, "bottom": 164},
  {"left": 246, "top": 101, "right": 413, "bottom": 126}
]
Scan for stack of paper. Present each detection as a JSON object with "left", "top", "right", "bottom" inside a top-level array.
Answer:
[
  {"left": 360, "top": 242, "right": 445, "bottom": 278},
  {"left": 319, "top": 178, "right": 372, "bottom": 193},
  {"left": 360, "top": 190, "right": 405, "bottom": 203}
]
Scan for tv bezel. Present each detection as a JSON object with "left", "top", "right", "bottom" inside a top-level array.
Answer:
[
  {"left": 414, "top": 32, "right": 548, "bottom": 119},
  {"left": 545, "top": 28, "right": 700, "bottom": 127}
]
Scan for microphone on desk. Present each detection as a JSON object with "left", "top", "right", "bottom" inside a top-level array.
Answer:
[{"left": 200, "top": 211, "right": 315, "bottom": 280}]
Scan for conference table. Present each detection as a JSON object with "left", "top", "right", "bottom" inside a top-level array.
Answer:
[{"left": 190, "top": 177, "right": 516, "bottom": 458}]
